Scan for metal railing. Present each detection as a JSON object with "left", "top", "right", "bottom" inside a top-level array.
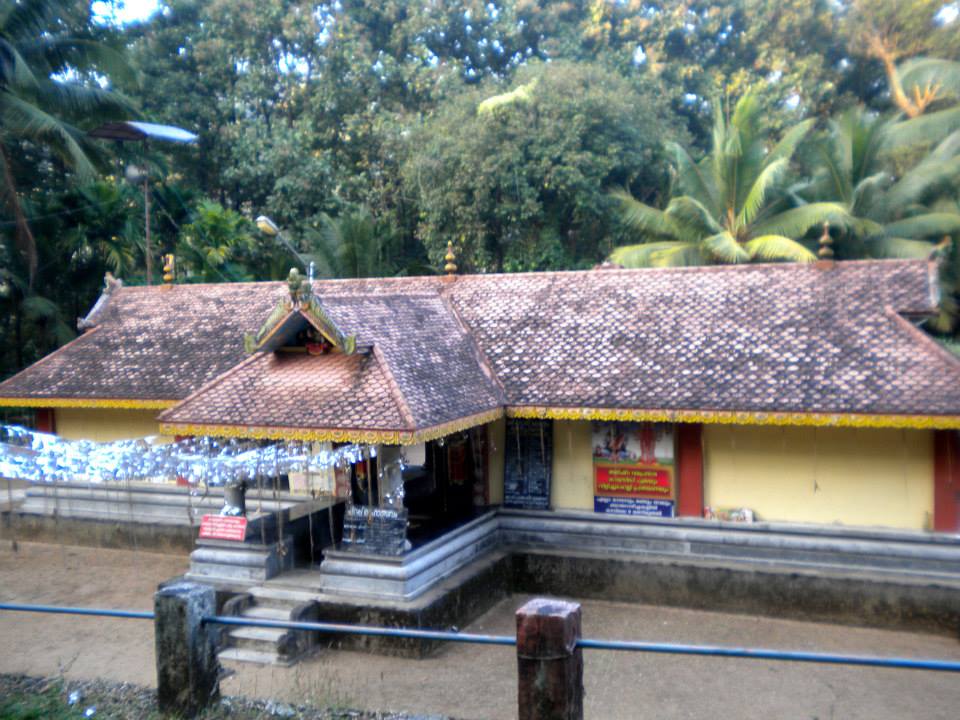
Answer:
[{"left": 3, "top": 601, "right": 960, "bottom": 673}]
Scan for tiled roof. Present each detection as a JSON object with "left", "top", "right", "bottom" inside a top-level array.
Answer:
[
  {"left": 444, "top": 260, "right": 960, "bottom": 418},
  {"left": 160, "top": 293, "right": 504, "bottom": 438},
  {"left": 0, "top": 283, "right": 276, "bottom": 404},
  {"left": 160, "top": 351, "right": 409, "bottom": 433},
  {"left": 3, "top": 259, "right": 960, "bottom": 432}
]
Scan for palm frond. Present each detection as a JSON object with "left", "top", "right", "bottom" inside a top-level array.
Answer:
[
  {"left": 765, "top": 118, "right": 814, "bottom": 167},
  {"left": 751, "top": 203, "right": 849, "bottom": 239},
  {"left": 1, "top": 92, "right": 95, "bottom": 178},
  {"left": 667, "top": 141, "right": 720, "bottom": 215},
  {"left": 898, "top": 57, "right": 960, "bottom": 101},
  {"left": 868, "top": 237, "right": 937, "bottom": 259},
  {"left": 736, "top": 158, "right": 788, "bottom": 230},
  {"left": 609, "top": 241, "right": 698, "bottom": 268},
  {"left": 664, "top": 196, "right": 723, "bottom": 238},
  {"left": 883, "top": 213, "right": 960, "bottom": 240},
  {"left": 850, "top": 172, "right": 890, "bottom": 218},
  {"left": 19, "top": 37, "right": 138, "bottom": 88},
  {"left": 885, "top": 131, "right": 960, "bottom": 209},
  {"left": 887, "top": 106, "right": 960, "bottom": 149},
  {"left": 703, "top": 231, "right": 749, "bottom": 263},
  {"left": 611, "top": 189, "right": 680, "bottom": 240},
  {"left": 0, "top": 38, "right": 38, "bottom": 88},
  {"left": 744, "top": 235, "right": 816, "bottom": 263}
]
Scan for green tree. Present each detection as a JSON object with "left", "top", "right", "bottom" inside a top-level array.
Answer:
[
  {"left": 611, "top": 90, "right": 846, "bottom": 267},
  {"left": 403, "top": 60, "right": 684, "bottom": 272},
  {"left": 307, "top": 206, "right": 397, "bottom": 279},
  {"left": 175, "top": 200, "right": 256, "bottom": 282}
]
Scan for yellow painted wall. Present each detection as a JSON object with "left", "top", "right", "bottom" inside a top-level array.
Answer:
[
  {"left": 54, "top": 408, "right": 166, "bottom": 442},
  {"left": 487, "top": 417, "right": 505, "bottom": 505},
  {"left": 704, "top": 425, "right": 933, "bottom": 530},
  {"left": 551, "top": 420, "right": 593, "bottom": 511}
]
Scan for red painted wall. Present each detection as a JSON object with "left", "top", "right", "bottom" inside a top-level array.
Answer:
[
  {"left": 677, "top": 423, "right": 704, "bottom": 517},
  {"left": 933, "top": 430, "right": 960, "bottom": 532}
]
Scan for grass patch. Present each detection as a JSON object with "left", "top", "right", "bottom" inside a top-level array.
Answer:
[{"left": 0, "top": 682, "right": 83, "bottom": 720}]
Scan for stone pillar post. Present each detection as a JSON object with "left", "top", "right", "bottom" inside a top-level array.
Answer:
[
  {"left": 154, "top": 582, "right": 220, "bottom": 718},
  {"left": 516, "top": 598, "right": 584, "bottom": 720}
]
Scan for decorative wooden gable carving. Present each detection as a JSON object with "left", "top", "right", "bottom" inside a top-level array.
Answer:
[{"left": 244, "top": 269, "right": 357, "bottom": 355}]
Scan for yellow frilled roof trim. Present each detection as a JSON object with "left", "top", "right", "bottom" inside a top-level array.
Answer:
[
  {"left": 159, "top": 407, "right": 505, "bottom": 445},
  {"left": 506, "top": 405, "right": 960, "bottom": 430},
  {"left": 0, "top": 397, "right": 176, "bottom": 410}
]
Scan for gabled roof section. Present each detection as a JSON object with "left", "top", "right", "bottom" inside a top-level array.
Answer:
[
  {"left": 245, "top": 270, "right": 357, "bottom": 355},
  {"left": 160, "top": 292, "right": 504, "bottom": 443}
]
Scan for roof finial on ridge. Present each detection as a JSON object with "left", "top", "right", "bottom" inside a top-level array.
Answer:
[
  {"left": 444, "top": 241, "right": 458, "bottom": 278},
  {"left": 817, "top": 222, "right": 834, "bottom": 264}
]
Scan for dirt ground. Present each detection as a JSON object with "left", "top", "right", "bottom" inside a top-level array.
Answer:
[{"left": 2, "top": 541, "right": 960, "bottom": 719}]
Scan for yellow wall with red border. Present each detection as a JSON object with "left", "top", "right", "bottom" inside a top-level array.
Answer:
[
  {"left": 703, "top": 425, "right": 934, "bottom": 530},
  {"left": 545, "top": 420, "right": 934, "bottom": 530},
  {"left": 54, "top": 408, "right": 167, "bottom": 443}
]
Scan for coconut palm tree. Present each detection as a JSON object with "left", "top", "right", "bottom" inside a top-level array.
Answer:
[
  {"left": 609, "top": 91, "right": 847, "bottom": 268},
  {"left": 807, "top": 106, "right": 960, "bottom": 260},
  {"left": 308, "top": 207, "right": 391, "bottom": 278},
  {"left": 880, "top": 57, "right": 960, "bottom": 149},
  {"left": 1, "top": 0, "right": 132, "bottom": 288}
]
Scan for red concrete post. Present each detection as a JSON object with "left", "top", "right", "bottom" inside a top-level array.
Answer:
[
  {"left": 933, "top": 430, "right": 959, "bottom": 532},
  {"left": 677, "top": 423, "right": 704, "bottom": 517},
  {"left": 516, "top": 598, "right": 584, "bottom": 720},
  {"left": 33, "top": 408, "right": 55, "bottom": 434}
]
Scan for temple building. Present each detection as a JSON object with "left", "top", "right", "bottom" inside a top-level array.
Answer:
[{"left": 2, "top": 257, "right": 960, "bottom": 553}]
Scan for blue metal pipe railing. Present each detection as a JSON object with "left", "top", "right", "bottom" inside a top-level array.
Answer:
[
  {"left": 204, "top": 614, "right": 516, "bottom": 646},
  {"left": 575, "top": 638, "right": 960, "bottom": 672},
  {"left": 0, "top": 602, "right": 154, "bottom": 620},
  {"left": 3, "top": 602, "right": 960, "bottom": 673}
]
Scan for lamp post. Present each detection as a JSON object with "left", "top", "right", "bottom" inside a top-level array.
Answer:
[
  {"left": 88, "top": 121, "right": 198, "bottom": 285},
  {"left": 255, "top": 215, "right": 310, "bottom": 274}
]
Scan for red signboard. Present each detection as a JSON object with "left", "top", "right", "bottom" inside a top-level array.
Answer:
[
  {"left": 198, "top": 514, "right": 248, "bottom": 541},
  {"left": 594, "top": 464, "right": 672, "bottom": 498}
]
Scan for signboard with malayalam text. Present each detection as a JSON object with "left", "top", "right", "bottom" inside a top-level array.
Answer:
[
  {"left": 592, "top": 422, "right": 675, "bottom": 518},
  {"left": 198, "top": 514, "right": 248, "bottom": 541}
]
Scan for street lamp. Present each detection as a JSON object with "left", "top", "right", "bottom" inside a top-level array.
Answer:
[
  {"left": 88, "top": 121, "right": 198, "bottom": 285},
  {"left": 255, "top": 215, "right": 309, "bottom": 273}
]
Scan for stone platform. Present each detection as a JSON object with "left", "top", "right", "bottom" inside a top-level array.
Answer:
[
  {"left": 208, "top": 509, "right": 960, "bottom": 662},
  {"left": 0, "top": 481, "right": 306, "bottom": 552}
]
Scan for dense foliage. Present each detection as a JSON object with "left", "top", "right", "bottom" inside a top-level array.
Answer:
[{"left": 2, "top": 0, "right": 960, "bottom": 380}]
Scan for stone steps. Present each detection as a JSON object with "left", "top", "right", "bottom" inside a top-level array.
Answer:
[
  {"left": 248, "top": 586, "right": 318, "bottom": 607},
  {"left": 217, "top": 647, "right": 291, "bottom": 667},
  {"left": 217, "top": 586, "right": 319, "bottom": 667}
]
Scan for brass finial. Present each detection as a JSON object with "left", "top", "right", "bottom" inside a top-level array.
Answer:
[
  {"left": 444, "top": 241, "right": 457, "bottom": 276},
  {"left": 162, "top": 254, "right": 175, "bottom": 287},
  {"left": 817, "top": 222, "right": 834, "bottom": 261}
]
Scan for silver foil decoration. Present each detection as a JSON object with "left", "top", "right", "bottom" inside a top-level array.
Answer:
[{"left": 0, "top": 425, "right": 376, "bottom": 487}]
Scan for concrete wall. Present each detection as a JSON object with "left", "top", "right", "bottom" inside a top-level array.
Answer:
[
  {"left": 54, "top": 408, "right": 165, "bottom": 442},
  {"left": 704, "top": 425, "right": 934, "bottom": 530},
  {"left": 551, "top": 420, "right": 593, "bottom": 511},
  {"left": 487, "top": 417, "right": 505, "bottom": 505}
]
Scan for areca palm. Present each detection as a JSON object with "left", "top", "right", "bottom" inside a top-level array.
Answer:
[
  {"left": 809, "top": 107, "right": 960, "bottom": 260},
  {"left": 610, "top": 91, "right": 846, "bottom": 268},
  {"left": 1, "top": 0, "right": 132, "bottom": 287}
]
